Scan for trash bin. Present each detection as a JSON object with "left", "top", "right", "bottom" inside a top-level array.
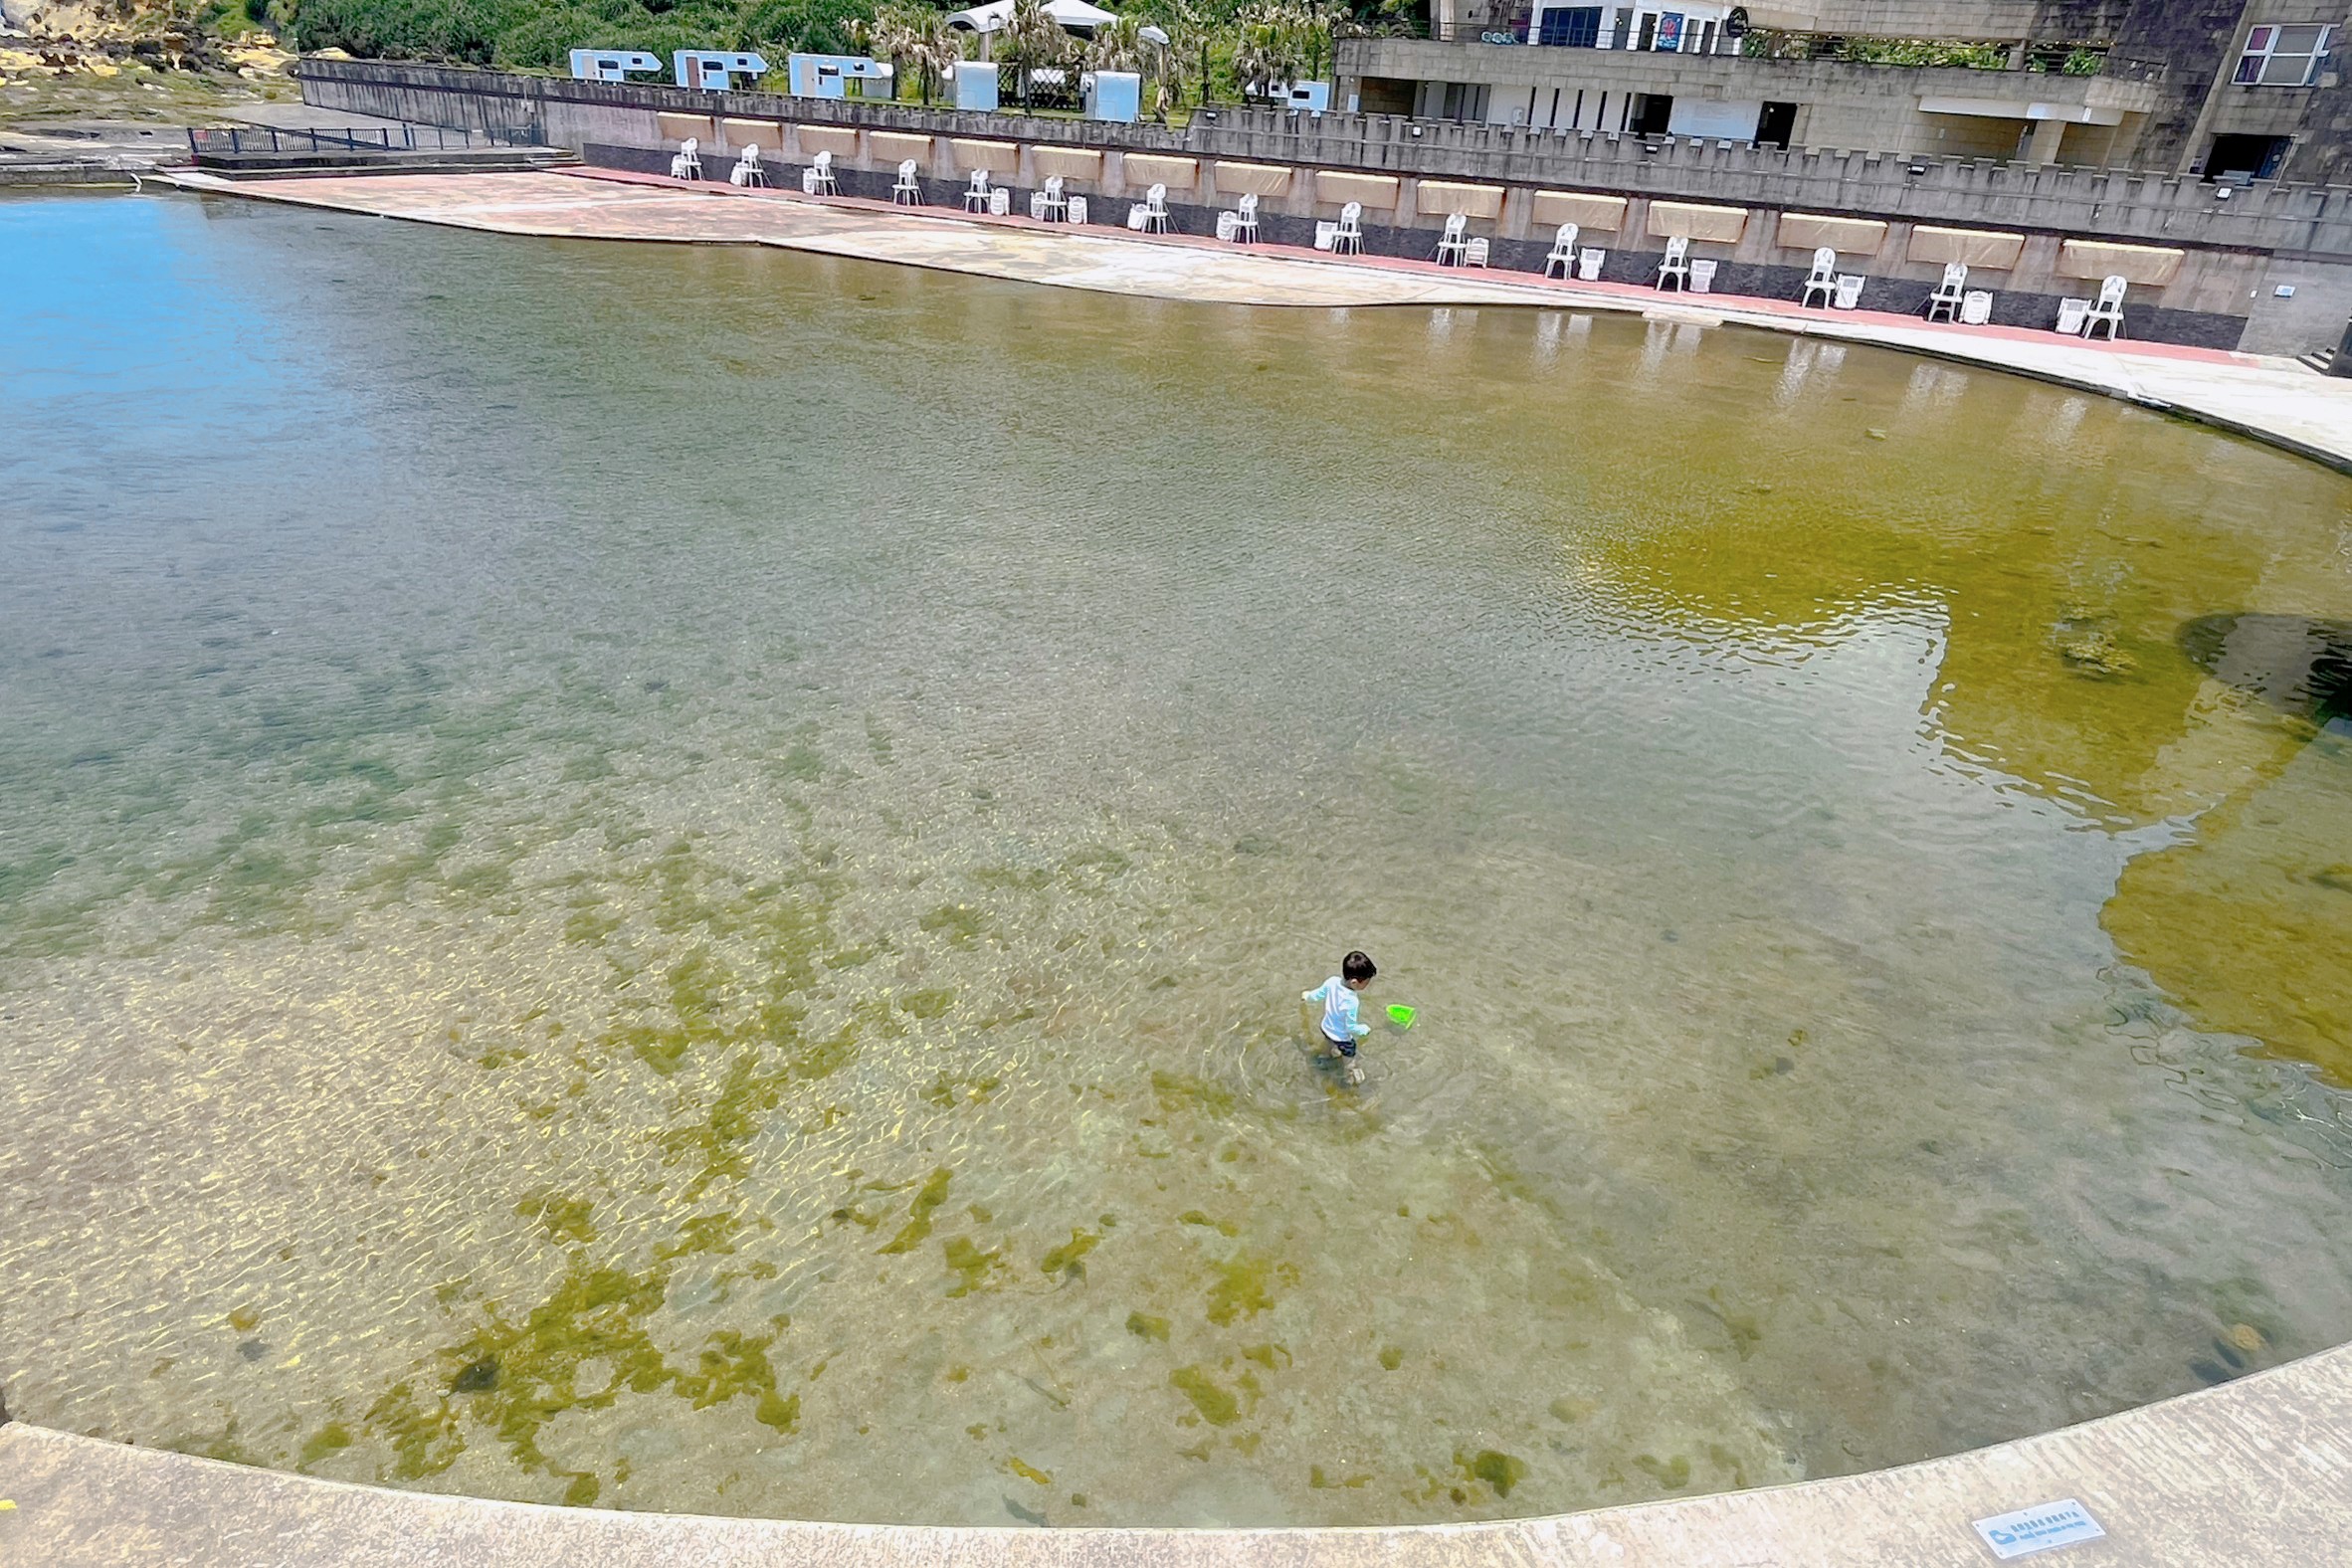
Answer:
[{"left": 2332, "top": 315, "right": 2352, "bottom": 378}]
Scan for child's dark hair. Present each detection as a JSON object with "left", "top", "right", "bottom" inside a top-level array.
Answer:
[{"left": 1342, "top": 950, "right": 1377, "bottom": 984}]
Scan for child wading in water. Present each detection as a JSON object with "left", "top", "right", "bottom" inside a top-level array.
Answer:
[{"left": 1303, "top": 950, "right": 1377, "bottom": 1084}]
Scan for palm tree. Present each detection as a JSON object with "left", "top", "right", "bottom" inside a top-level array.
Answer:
[
  {"left": 1086, "top": 14, "right": 1146, "bottom": 74},
  {"left": 854, "top": 9, "right": 918, "bottom": 101},
  {"left": 908, "top": 10, "right": 964, "bottom": 103},
  {"left": 1000, "top": 0, "right": 1075, "bottom": 110},
  {"left": 1171, "top": 0, "right": 1218, "bottom": 108},
  {"left": 1233, "top": 2, "right": 1309, "bottom": 100}
]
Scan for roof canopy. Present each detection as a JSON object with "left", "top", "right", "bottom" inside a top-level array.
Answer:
[{"left": 945, "top": 0, "right": 1118, "bottom": 35}]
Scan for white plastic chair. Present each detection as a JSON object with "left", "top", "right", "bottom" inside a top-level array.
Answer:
[
  {"left": 1542, "top": 223, "right": 1579, "bottom": 279},
  {"left": 1141, "top": 182, "right": 1170, "bottom": 234},
  {"left": 1576, "top": 247, "right": 1606, "bottom": 281},
  {"left": 1313, "top": 220, "right": 1338, "bottom": 251},
  {"left": 892, "top": 159, "right": 921, "bottom": 206},
  {"left": 2056, "top": 296, "right": 2091, "bottom": 335},
  {"left": 1924, "top": 261, "right": 1967, "bottom": 322},
  {"left": 2083, "top": 275, "right": 2126, "bottom": 340},
  {"left": 809, "top": 150, "right": 838, "bottom": 195},
  {"left": 1800, "top": 246, "right": 1837, "bottom": 307},
  {"left": 1834, "top": 274, "right": 1865, "bottom": 309},
  {"left": 670, "top": 137, "right": 702, "bottom": 180},
  {"left": 1067, "top": 194, "right": 1087, "bottom": 224},
  {"left": 1656, "top": 235, "right": 1691, "bottom": 291},
  {"left": 1465, "top": 237, "right": 1489, "bottom": 269},
  {"left": 963, "top": 169, "right": 991, "bottom": 212},
  {"left": 1332, "top": 201, "right": 1364, "bottom": 255},
  {"left": 1233, "top": 192, "right": 1260, "bottom": 244},
  {"left": 1040, "top": 174, "right": 1068, "bottom": 222},
  {"left": 1435, "top": 213, "right": 1470, "bottom": 266},
  {"left": 989, "top": 187, "right": 1010, "bottom": 217},
  {"left": 1960, "top": 289, "right": 1994, "bottom": 325},
  {"left": 729, "top": 144, "right": 766, "bottom": 187}
]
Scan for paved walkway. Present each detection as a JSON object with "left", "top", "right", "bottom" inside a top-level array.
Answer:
[
  {"left": 160, "top": 165, "right": 2352, "bottom": 473},
  {"left": 3, "top": 1342, "right": 2350, "bottom": 1564}
]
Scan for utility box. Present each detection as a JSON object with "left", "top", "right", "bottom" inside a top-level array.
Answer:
[
  {"left": 1275, "top": 80, "right": 1330, "bottom": 112},
  {"left": 1083, "top": 70, "right": 1140, "bottom": 123},
  {"left": 786, "top": 53, "right": 893, "bottom": 98},
  {"left": 953, "top": 60, "right": 999, "bottom": 112}
]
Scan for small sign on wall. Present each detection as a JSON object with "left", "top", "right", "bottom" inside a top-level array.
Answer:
[{"left": 1972, "top": 1499, "right": 2106, "bottom": 1560}]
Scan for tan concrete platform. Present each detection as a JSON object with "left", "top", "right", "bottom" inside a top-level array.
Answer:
[
  {"left": 155, "top": 166, "right": 2352, "bottom": 475},
  {"left": 3, "top": 1342, "right": 2350, "bottom": 1564}
]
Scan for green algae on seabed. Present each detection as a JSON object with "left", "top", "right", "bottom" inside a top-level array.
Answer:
[
  {"left": 1126, "top": 1311, "right": 1171, "bottom": 1342},
  {"left": 942, "top": 1234, "right": 1004, "bottom": 1295},
  {"left": 514, "top": 1191, "right": 596, "bottom": 1246},
  {"left": 1039, "top": 1228, "right": 1099, "bottom": 1279},
  {"left": 361, "top": 1252, "right": 802, "bottom": 1502},
  {"left": 879, "top": 1167, "right": 955, "bottom": 1254},
  {"left": 1205, "top": 1252, "right": 1293, "bottom": 1326},
  {"left": 295, "top": 1421, "right": 354, "bottom": 1471},
  {"left": 1462, "top": 1450, "right": 1530, "bottom": 1498},
  {"left": 1168, "top": 1365, "right": 1261, "bottom": 1427},
  {"left": 1149, "top": 1071, "right": 1238, "bottom": 1118}
]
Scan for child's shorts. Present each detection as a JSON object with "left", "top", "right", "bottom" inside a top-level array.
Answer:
[{"left": 1323, "top": 1034, "right": 1357, "bottom": 1059}]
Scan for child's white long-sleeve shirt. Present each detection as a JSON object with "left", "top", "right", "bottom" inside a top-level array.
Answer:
[{"left": 1303, "top": 976, "right": 1368, "bottom": 1043}]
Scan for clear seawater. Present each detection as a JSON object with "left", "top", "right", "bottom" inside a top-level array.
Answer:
[{"left": 3, "top": 190, "right": 2350, "bottom": 1525}]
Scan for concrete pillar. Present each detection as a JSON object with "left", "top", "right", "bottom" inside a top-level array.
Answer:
[{"left": 2023, "top": 116, "right": 2066, "bottom": 165}]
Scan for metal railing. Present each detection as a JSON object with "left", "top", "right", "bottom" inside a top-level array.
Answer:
[{"left": 185, "top": 122, "right": 545, "bottom": 158}]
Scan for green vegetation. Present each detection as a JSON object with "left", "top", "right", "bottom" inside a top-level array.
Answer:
[
  {"left": 273, "top": 0, "right": 1421, "bottom": 101},
  {"left": 1739, "top": 28, "right": 2109, "bottom": 76}
]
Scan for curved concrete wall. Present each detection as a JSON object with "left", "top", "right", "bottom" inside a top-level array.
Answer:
[{"left": 3, "top": 1343, "right": 2348, "bottom": 1565}]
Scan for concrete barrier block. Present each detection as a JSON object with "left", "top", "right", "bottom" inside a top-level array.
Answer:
[
  {"left": 870, "top": 130, "right": 931, "bottom": 166},
  {"left": 1314, "top": 170, "right": 1400, "bottom": 208},
  {"left": 1910, "top": 225, "right": 2028, "bottom": 269},
  {"left": 1127, "top": 153, "right": 1200, "bottom": 190},
  {"left": 2058, "top": 238, "right": 2187, "bottom": 287}
]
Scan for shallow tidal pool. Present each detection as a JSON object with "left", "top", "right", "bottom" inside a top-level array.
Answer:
[{"left": 3, "top": 191, "right": 2351, "bottom": 1527}]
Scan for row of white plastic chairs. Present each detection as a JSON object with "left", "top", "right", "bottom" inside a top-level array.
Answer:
[
  {"left": 1907, "top": 256, "right": 2129, "bottom": 338},
  {"left": 671, "top": 143, "right": 2133, "bottom": 338}
]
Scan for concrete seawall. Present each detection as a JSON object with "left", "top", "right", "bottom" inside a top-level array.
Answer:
[
  {"left": 291, "top": 58, "right": 2352, "bottom": 355},
  {"left": 3, "top": 1342, "right": 2350, "bottom": 1564}
]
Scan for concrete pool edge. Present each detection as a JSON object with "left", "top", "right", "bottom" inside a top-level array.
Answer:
[
  {"left": 3, "top": 1342, "right": 2348, "bottom": 1565},
  {"left": 146, "top": 167, "right": 2352, "bottom": 478}
]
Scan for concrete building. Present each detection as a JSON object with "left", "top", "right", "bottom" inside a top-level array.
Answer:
[{"left": 1339, "top": 2, "right": 2347, "bottom": 179}]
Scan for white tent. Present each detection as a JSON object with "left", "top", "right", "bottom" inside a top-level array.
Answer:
[{"left": 945, "top": 0, "right": 1118, "bottom": 36}]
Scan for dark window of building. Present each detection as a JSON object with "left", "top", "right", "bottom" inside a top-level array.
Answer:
[
  {"left": 1357, "top": 76, "right": 1417, "bottom": 116},
  {"left": 1755, "top": 100, "right": 1796, "bottom": 147},
  {"left": 1538, "top": 5, "right": 1603, "bottom": 47},
  {"left": 1637, "top": 12, "right": 1657, "bottom": 49},
  {"left": 2206, "top": 132, "right": 2293, "bottom": 178},
  {"left": 1611, "top": 7, "right": 1634, "bottom": 47},
  {"left": 1630, "top": 93, "right": 1673, "bottom": 134},
  {"left": 1439, "top": 82, "right": 1490, "bottom": 120}
]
